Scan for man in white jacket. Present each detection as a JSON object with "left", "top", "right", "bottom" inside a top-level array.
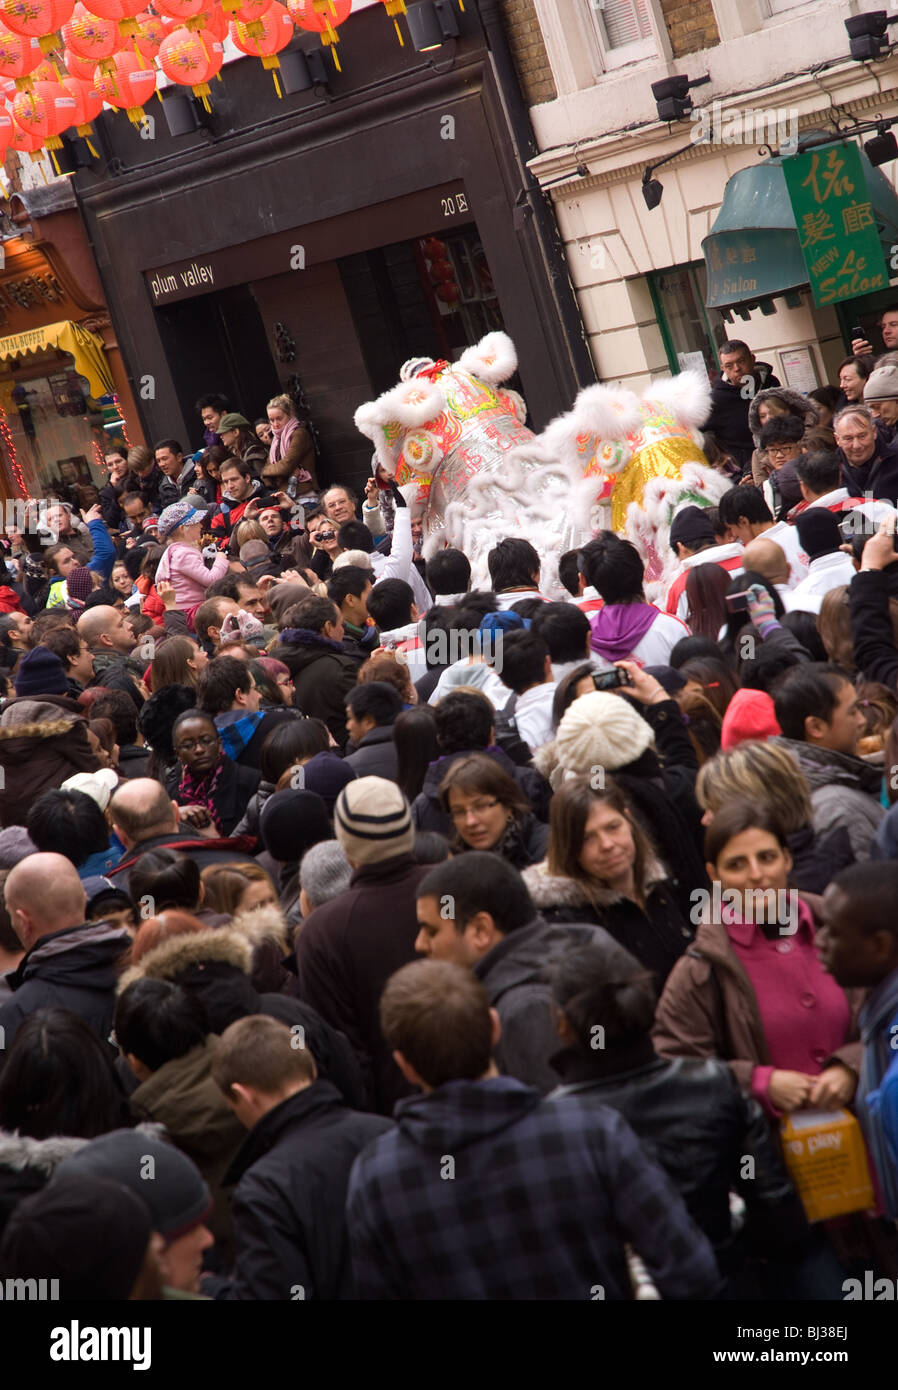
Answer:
[
  {"left": 582, "top": 532, "right": 689, "bottom": 670},
  {"left": 785, "top": 509, "right": 857, "bottom": 616}
]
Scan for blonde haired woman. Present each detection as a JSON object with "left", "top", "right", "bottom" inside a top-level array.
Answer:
[
  {"left": 266, "top": 393, "right": 318, "bottom": 497},
  {"left": 695, "top": 740, "right": 854, "bottom": 893}
]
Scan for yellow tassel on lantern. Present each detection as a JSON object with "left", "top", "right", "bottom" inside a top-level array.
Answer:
[
  {"left": 77, "top": 123, "right": 99, "bottom": 157},
  {"left": 119, "top": 17, "right": 140, "bottom": 37},
  {"left": 13, "top": 77, "right": 34, "bottom": 92},
  {"left": 126, "top": 104, "right": 146, "bottom": 123},
  {"left": 45, "top": 134, "right": 63, "bottom": 149},
  {"left": 192, "top": 83, "right": 212, "bottom": 112},
  {"left": 39, "top": 33, "right": 60, "bottom": 54}
]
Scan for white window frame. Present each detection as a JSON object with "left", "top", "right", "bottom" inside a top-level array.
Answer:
[{"left": 589, "top": 0, "right": 671, "bottom": 71}]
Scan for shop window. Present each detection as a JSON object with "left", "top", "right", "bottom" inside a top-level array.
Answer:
[
  {"left": 765, "top": 0, "right": 814, "bottom": 12},
  {"left": 590, "top": 0, "right": 659, "bottom": 67},
  {"left": 340, "top": 225, "right": 506, "bottom": 397},
  {"left": 649, "top": 263, "right": 729, "bottom": 379},
  {"left": 0, "top": 356, "right": 109, "bottom": 501}
]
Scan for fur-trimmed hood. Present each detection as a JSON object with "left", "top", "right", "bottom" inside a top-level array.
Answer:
[
  {"left": 748, "top": 387, "right": 819, "bottom": 444},
  {"left": 117, "top": 903, "right": 289, "bottom": 994},
  {"left": 0, "top": 1131, "right": 88, "bottom": 1175},
  {"left": 522, "top": 854, "right": 670, "bottom": 911},
  {"left": 0, "top": 696, "right": 85, "bottom": 743}
]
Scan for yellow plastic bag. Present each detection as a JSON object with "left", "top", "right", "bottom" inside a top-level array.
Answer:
[{"left": 781, "top": 1109, "right": 874, "bottom": 1223}]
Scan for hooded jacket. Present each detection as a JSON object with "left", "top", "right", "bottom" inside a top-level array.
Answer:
[
  {"left": 0, "top": 920, "right": 131, "bottom": 1048},
  {"left": 129, "top": 1036, "right": 244, "bottom": 1245},
  {"left": 522, "top": 859, "right": 692, "bottom": 991},
  {"left": 0, "top": 696, "right": 100, "bottom": 828},
  {"left": 0, "top": 1132, "right": 91, "bottom": 1237},
  {"left": 117, "top": 911, "right": 364, "bottom": 1108},
  {"left": 270, "top": 629, "right": 363, "bottom": 749},
  {"left": 473, "top": 916, "right": 610, "bottom": 1092},
  {"left": 747, "top": 387, "right": 820, "bottom": 447},
  {"left": 346, "top": 1076, "right": 720, "bottom": 1300},
  {"left": 771, "top": 736, "right": 884, "bottom": 861},
  {"left": 215, "top": 1081, "right": 392, "bottom": 1301}
]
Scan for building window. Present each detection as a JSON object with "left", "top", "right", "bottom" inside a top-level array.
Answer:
[
  {"left": 590, "top": 0, "right": 658, "bottom": 67},
  {"left": 764, "top": 0, "right": 813, "bottom": 13},
  {"left": 648, "top": 263, "right": 728, "bottom": 380}
]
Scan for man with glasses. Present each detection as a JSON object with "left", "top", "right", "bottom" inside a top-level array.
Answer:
[{"left": 757, "top": 416, "right": 804, "bottom": 520}]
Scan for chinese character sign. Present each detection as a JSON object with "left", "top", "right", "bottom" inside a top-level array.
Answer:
[{"left": 782, "top": 143, "right": 889, "bottom": 307}]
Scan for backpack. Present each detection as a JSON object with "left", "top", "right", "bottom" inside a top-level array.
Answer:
[{"left": 493, "top": 691, "right": 533, "bottom": 767}]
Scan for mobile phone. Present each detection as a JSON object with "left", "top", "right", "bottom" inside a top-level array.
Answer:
[
  {"left": 850, "top": 326, "right": 865, "bottom": 343},
  {"left": 725, "top": 591, "right": 751, "bottom": 612},
  {"left": 592, "top": 667, "right": 632, "bottom": 691}
]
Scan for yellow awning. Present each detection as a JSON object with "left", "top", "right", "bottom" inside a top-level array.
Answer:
[{"left": 0, "top": 320, "right": 114, "bottom": 399}]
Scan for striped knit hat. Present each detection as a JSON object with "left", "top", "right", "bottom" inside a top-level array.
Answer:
[{"left": 334, "top": 776, "right": 415, "bottom": 866}]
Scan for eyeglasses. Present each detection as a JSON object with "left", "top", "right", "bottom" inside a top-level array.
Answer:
[
  {"left": 449, "top": 798, "right": 500, "bottom": 821},
  {"left": 767, "top": 445, "right": 797, "bottom": 459},
  {"left": 175, "top": 734, "right": 218, "bottom": 753},
  {"left": 277, "top": 677, "right": 294, "bottom": 687}
]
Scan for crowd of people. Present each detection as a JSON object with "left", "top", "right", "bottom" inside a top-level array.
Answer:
[{"left": 3, "top": 350, "right": 898, "bottom": 1303}]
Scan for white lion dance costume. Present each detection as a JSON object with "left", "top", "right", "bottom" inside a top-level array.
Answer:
[{"left": 353, "top": 331, "right": 730, "bottom": 598}]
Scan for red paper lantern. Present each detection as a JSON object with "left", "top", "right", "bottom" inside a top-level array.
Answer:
[
  {"left": 435, "top": 283, "right": 461, "bottom": 304},
  {"left": 0, "top": 105, "right": 14, "bottom": 153},
  {"left": 94, "top": 45, "right": 155, "bottom": 120},
  {"left": 0, "top": 31, "right": 44, "bottom": 90},
  {"left": 62, "top": 3, "right": 122, "bottom": 79},
  {"left": 132, "top": 9, "right": 164, "bottom": 58},
  {"left": 13, "top": 77, "right": 77, "bottom": 147},
  {"left": 9, "top": 112, "right": 47, "bottom": 159},
  {"left": 158, "top": 24, "right": 222, "bottom": 107},
  {"left": 80, "top": 0, "right": 145, "bottom": 41},
  {"left": 0, "top": 0, "right": 76, "bottom": 52},
  {"left": 286, "top": 0, "right": 350, "bottom": 69},
  {"left": 231, "top": 1, "right": 294, "bottom": 89},
  {"left": 63, "top": 44, "right": 96, "bottom": 77},
  {"left": 153, "top": 0, "right": 206, "bottom": 23},
  {"left": 231, "top": 0, "right": 273, "bottom": 39},
  {"left": 61, "top": 69, "right": 100, "bottom": 148}
]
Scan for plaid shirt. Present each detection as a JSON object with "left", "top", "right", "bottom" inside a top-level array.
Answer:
[{"left": 347, "top": 1077, "right": 720, "bottom": 1300}]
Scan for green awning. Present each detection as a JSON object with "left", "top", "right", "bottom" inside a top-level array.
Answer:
[{"left": 702, "top": 138, "right": 898, "bottom": 309}]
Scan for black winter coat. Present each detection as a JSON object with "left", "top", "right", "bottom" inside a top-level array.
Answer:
[
  {"left": 295, "top": 853, "right": 431, "bottom": 1113},
  {"left": 453, "top": 813, "right": 549, "bottom": 870},
  {"left": 412, "top": 746, "right": 552, "bottom": 835},
  {"left": 849, "top": 563, "right": 898, "bottom": 688},
  {"left": 522, "top": 861, "right": 692, "bottom": 991},
  {"left": 474, "top": 916, "right": 611, "bottom": 1092},
  {"left": 0, "top": 921, "right": 132, "bottom": 1052},
  {"left": 840, "top": 434, "right": 898, "bottom": 504},
  {"left": 271, "top": 629, "right": 363, "bottom": 749},
  {"left": 216, "top": 1082, "right": 392, "bottom": 1300},
  {"left": 703, "top": 363, "right": 781, "bottom": 467},
  {"left": 550, "top": 1044, "right": 808, "bottom": 1272},
  {"left": 344, "top": 725, "right": 398, "bottom": 781},
  {"left": 166, "top": 756, "right": 261, "bottom": 837}
]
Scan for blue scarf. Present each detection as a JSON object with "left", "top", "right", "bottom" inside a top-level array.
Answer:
[{"left": 215, "top": 710, "right": 264, "bottom": 761}]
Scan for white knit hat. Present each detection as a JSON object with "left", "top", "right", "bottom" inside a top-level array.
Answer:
[
  {"left": 60, "top": 768, "right": 119, "bottom": 812},
  {"left": 554, "top": 691, "right": 654, "bottom": 779}
]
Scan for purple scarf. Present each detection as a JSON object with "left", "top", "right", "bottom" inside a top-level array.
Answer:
[
  {"left": 589, "top": 603, "right": 658, "bottom": 662},
  {"left": 179, "top": 758, "right": 225, "bottom": 834}
]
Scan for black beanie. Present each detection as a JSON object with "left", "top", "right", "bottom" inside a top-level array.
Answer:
[
  {"left": 259, "top": 788, "right": 332, "bottom": 862},
  {"left": 0, "top": 1175, "right": 152, "bottom": 1299},
  {"left": 669, "top": 505, "right": 715, "bottom": 551},
  {"left": 13, "top": 644, "right": 68, "bottom": 696},
  {"left": 55, "top": 1130, "right": 212, "bottom": 1241},
  {"left": 795, "top": 506, "right": 842, "bottom": 560}
]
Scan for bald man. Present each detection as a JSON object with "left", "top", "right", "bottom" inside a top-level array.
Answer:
[
  {"left": 77, "top": 605, "right": 136, "bottom": 657},
  {"left": 108, "top": 779, "right": 257, "bottom": 888},
  {"left": 741, "top": 537, "right": 791, "bottom": 602},
  {"left": 0, "top": 851, "right": 131, "bottom": 1047}
]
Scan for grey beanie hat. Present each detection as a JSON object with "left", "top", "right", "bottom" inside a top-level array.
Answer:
[
  {"left": 54, "top": 1129, "right": 212, "bottom": 1241},
  {"left": 0, "top": 825, "right": 37, "bottom": 870},
  {"left": 864, "top": 365, "right": 898, "bottom": 402},
  {"left": 300, "top": 839, "right": 353, "bottom": 909}
]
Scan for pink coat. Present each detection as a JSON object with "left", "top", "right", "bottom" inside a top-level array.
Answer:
[{"left": 155, "top": 541, "right": 229, "bottom": 610}]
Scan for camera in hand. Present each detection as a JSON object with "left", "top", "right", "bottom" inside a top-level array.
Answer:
[
  {"left": 725, "top": 591, "right": 751, "bottom": 612},
  {"left": 591, "top": 667, "right": 633, "bottom": 691}
]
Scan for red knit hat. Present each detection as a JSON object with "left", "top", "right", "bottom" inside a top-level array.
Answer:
[{"left": 720, "top": 689, "right": 781, "bottom": 750}]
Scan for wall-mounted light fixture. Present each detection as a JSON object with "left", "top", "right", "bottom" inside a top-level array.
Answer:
[{"left": 407, "top": 0, "right": 459, "bottom": 53}]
